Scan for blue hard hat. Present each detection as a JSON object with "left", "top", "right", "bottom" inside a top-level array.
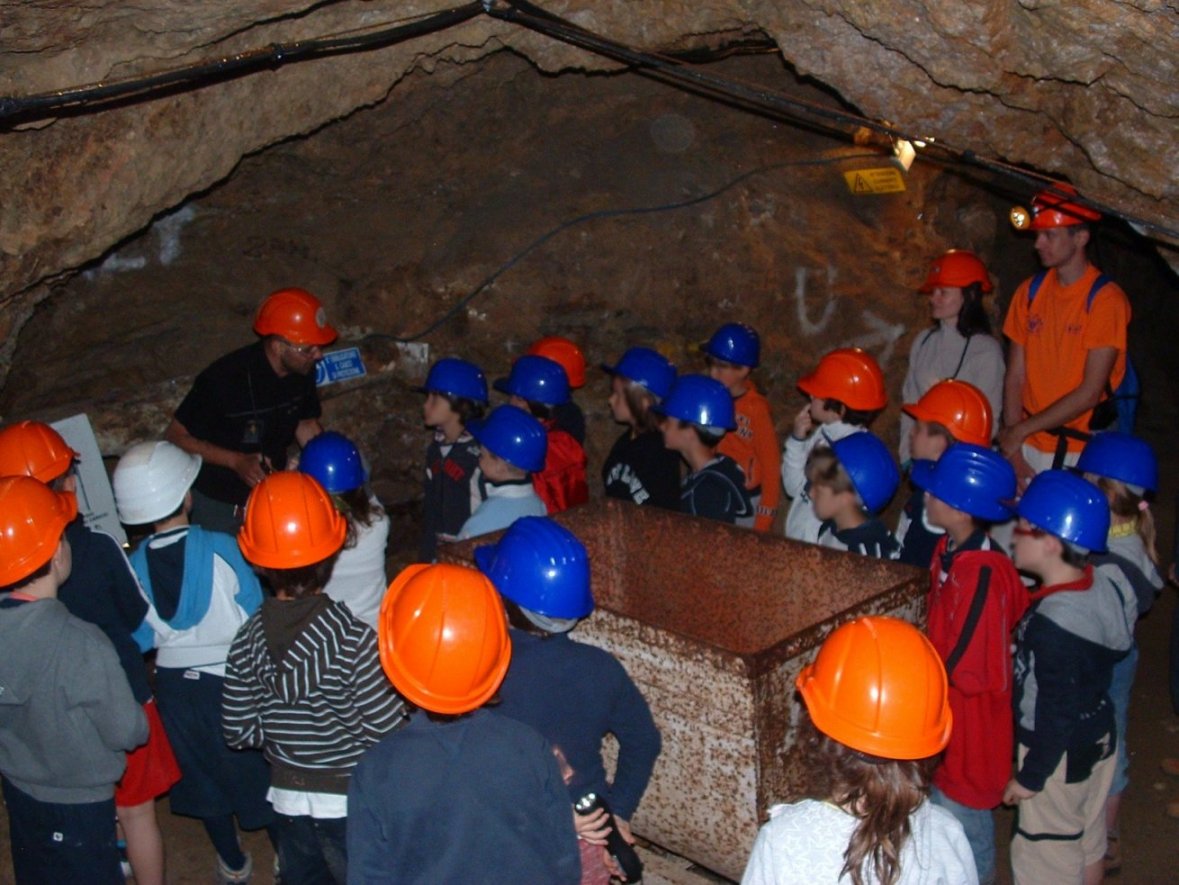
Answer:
[
  {"left": 1017, "top": 469, "right": 1109, "bottom": 553},
  {"left": 910, "top": 444, "right": 1016, "bottom": 523},
  {"left": 467, "top": 405, "right": 548, "bottom": 473},
  {"left": 299, "top": 431, "right": 366, "bottom": 494},
  {"left": 601, "top": 347, "right": 677, "bottom": 400},
  {"left": 492, "top": 355, "right": 571, "bottom": 406},
  {"left": 653, "top": 374, "right": 736, "bottom": 430},
  {"left": 419, "top": 358, "right": 489, "bottom": 404},
  {"left": 1076, "top": 431, "right": 1158, "bottom": 494},
  {"left": 830, "top": 432, "right": 900, "bottom": 515},
  {"left": 474, "top": 516, "right": 593, "bottom": 619},
  {"left": 703, "top": 322, "right": 760, "bottom": 368}
]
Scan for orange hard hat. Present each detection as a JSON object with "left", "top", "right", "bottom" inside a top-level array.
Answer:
[
  {"left": 237, "top": 472, "right": 347, "bottom": 569},
  {"left": 1028, "top": 184, "right": 1102, "bottom": 230},
  {"left": 902, "top": 380, "right": 993, "bottom": 447},
  {"left": 919, "top": 250, "right": 993, "bottom": 294},
  {"left": 378, "top": 563, "right": 511, "bottom": 715},
  {"left": 252, "top": 288, "right": 338, "bottom": 346},
  {"left": 0, "top": 476, "right": 78, "bottom": 586},
  {"left": 797, "top": 616, "right": 952, "bottom": 760},
  {"left": 0, "top": 421, "right": 79, "bottom": 483},
  {"left": 797, "top": 348, "right": 887, "bottom": 411},
  {"left": 526, "top": 336, "right": 587, "bottom": 389}
]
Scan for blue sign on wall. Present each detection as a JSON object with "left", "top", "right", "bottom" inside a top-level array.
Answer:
[{"left": 316, "top": 347, "right": 367, "bottom": 387}]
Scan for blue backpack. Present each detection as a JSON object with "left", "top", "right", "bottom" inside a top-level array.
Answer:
[{"left": 1027, "top": 270, "right": 1139, "bottom": 433}]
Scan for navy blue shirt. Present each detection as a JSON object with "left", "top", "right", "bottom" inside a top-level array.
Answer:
[
  {"left": 496, "top": 629, "right": 661, "bottom": 820},
  {"left": 58, "top": 519, "right": 150, "bottom": 704},
  {"left": 347, "top": 708, "right": 580, "bottom": 884}
]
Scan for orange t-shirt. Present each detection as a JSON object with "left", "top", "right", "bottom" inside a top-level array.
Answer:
[
  {"left": 1002, "top": 264, "right": 1129, "bottom": 453},
  {"left": 717, "top": 380, "right": 781, "bottom": 532}
]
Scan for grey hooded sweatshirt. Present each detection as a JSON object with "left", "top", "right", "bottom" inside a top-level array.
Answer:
[{"left": 0, "top": 597, "right": 147, "bottom": 803}]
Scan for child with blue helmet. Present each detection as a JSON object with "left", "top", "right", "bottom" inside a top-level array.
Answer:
[
  {"left": 601, "top": 347, "right": 682, "bottom": 511},
  {"left": 458, "top": 406, "right": 548, "bottom": 540},
  {"left": 417, "top": 358, "right": 488, "bottom": 561},
  {"left": 300, "top": 432, "right": 388, "bottom": 629},
  {"left": 1076, "top": 431, "right": 1163, "bottom": 872},
  {"left": 703, "top": 323, "right": 781, "bottom": 533},
  {"left": 495, "top": 355, "right": 588, "bottom": 515},
  {"left": 657, "top": 375, "right": 753, "bottom": 524},
  {"left": 1005, "top": 470, "right": 1136, "bottom": 884},
  {"left": 478, "top": 517, "right": 661, "bottom": 884},
  {"left": 910, "top": 443, "right": 1026, "bottom": 884},
  {"left": 806, "top": 432, "right": 901, "bottom": 560}
]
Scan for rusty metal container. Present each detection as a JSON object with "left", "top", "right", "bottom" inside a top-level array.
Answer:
[{"left": 443, "top": 498, "right": 926, "bottom": 880}]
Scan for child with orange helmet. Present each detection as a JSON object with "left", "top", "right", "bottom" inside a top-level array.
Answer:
[
  {"left": 223, "top": 471, "right": 407, "bottom": 883},
  {"left": 113, "top": 440, "right": 272, "bottom": 883},
  {"left": 528, "top": 335, "right": 588, "bottom": 445},
  {"left": 349, "top": 563, "right": 581, "bottom": 883},
  {"left": 741, "top": 616, "right": 976, "bottom": 884},
  {"left": 896, "top": 379, "right": 996, "bottom": 568},
  {"left": 0, "top": 421, "right": 179, "bottom": 885},
  {"left": 0, "top": 476, "right": 148, "bottom": 885},
  {"left": 782, "top": 347, "right": 886, "bottom": 543}
]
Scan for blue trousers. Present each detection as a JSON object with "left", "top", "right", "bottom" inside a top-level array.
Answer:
[
  {"left": 2, "top": 776, "right": 122, "bottom": 885},
  {"left": 930, "top": 785, "right": 994, "bottom": 885},
  {"left": 274, "top": 813, "right": 348, "bottom": 885}
]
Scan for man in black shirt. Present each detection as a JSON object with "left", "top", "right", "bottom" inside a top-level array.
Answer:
[{"left": 165, "top": 288, "right": 335, "bottom": 531}]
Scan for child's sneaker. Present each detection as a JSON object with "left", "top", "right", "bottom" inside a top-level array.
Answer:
[{"left": 216, "top": 851, "right": 252, "bottom": 884}]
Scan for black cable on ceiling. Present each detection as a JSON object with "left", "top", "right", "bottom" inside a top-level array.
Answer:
[
  {"left": 0, "top": 3, "right": 483, "bottom": 124},
  {"left": 2, "top": 0, "right": 1173, "bottom": 242}
]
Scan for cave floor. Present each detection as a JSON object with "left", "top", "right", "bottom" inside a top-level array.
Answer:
[{"left": 1, "top": 452, "right": 1177, "bottom": 884}]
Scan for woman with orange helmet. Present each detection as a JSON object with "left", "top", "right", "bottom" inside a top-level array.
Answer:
[
  {"left": 782, "top": 347, "right": 885, "bottom": 543},
  {"left": 741, "top": 616, "right": 977, "bottom": 885},
  {"left": 899, "top": 249, "right": 1004, "bottom": 466},
  {"left": 348, "top": 563, "right": 581, "bottom": 884},
  {"left": 224, "top": 471, "right": 406, "bottom": 884}
]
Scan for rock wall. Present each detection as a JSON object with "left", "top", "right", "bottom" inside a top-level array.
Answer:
[{"left": 2, "top": 0, "right": 1176, "bottom": 325}]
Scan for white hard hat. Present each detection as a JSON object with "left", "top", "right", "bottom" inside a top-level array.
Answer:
[{"left": 113, "top": 441, "right": 201, "bottom": 525}]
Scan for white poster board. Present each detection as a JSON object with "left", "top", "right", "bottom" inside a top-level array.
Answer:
[{"left": 49, "top": 413, "right": 126, "bottom": 546}]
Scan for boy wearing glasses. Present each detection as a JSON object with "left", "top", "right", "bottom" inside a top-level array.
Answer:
[
  {"left": 166, "top": 287, "right": 334, "bottom": 532},
  {"left": 1004, "top": 470, "right": 1135, "bottom": 884}
]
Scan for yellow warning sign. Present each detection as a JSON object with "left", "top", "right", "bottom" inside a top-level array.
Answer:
[{"left": 842, "top": 167, "right": 907, "bottom": 195}]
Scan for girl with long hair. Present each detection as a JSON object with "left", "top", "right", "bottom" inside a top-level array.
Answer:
[
  {"left": 899, "top": 250, "right": 1004, "bottom": 465},
  {"left": 741, "top": 617, "right": 977, "bottom": 885}
]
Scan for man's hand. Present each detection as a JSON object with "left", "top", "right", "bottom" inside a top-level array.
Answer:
[{"left": 232, "top": 452, "right": 269, "bottom": 488}]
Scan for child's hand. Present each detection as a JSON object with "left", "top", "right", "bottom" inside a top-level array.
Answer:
[
  {"left": 573, "top": 806, "right": 610, "bottom": 845},
  {"left": 1001, "top": 778, "right": 1037, "bottom": 805},
  {"left": 792, "top": 404, "right": 814, "bottom": 440}
]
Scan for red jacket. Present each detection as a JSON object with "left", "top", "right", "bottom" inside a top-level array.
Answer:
[
  {"left": 533, "top": 424, "right": 588, "bottom": 515},
  {"left": 927, "top": 534, "right": 1028, "bottom": 808}
]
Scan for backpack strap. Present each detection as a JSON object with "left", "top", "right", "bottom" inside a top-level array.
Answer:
[
  {"left": 944, "top": 564, "right": 991, "bottom": 678},
  {"left": 1086, "top": 273, "right": 1113, "bottom": 312},
  {"left": 1026, "top": 270, "right": 1048, "bottom": 307}
]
